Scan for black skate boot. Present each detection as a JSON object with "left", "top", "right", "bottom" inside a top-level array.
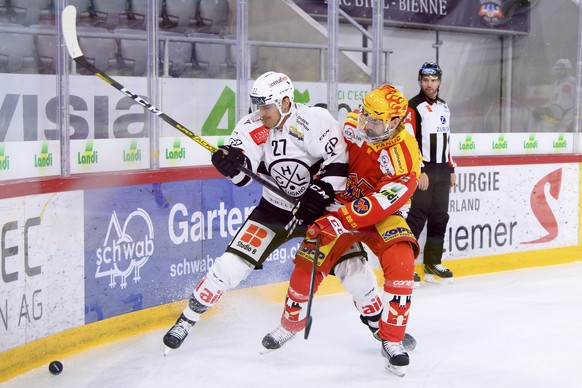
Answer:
[
  {"left": 424, "top": 263, "right": 453, "bottom": 285},
  {"left": 163, "top": 313, "right": 196, "bottom": 352},
  {"left": 261, "top": 326, "right": 296, "bottom": 354},
  {"left": 413, "top": 272, "right": 421, "bottom": 288},
  {"left": 361, "top": 314, "right": 417, "bottom": 351},
  {"left": 381, "top": 340, "right": 409, "bottom": 377},
  {"left": 360, "top": 312, "right": 381, "bottom": 341}
]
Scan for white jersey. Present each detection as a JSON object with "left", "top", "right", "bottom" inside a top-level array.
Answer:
[{"left": 227, "top": 103, "right": 349, "bottom": 211}]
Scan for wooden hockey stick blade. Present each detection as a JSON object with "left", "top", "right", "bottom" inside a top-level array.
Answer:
[
  {"left": 303, "top": 237, "right": 320, "bottom": 340},
  {"left": 61, "top": 5, "right": 297, "bottom": 205}
]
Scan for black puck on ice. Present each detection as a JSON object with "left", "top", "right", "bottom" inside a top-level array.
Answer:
[{"left": 48, "top": 360, "right": 63, "bottom": 375}]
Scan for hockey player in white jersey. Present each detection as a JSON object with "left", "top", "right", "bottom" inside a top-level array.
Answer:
[{"left": 163, "top": 71, "right": 386, "bottom": 352}]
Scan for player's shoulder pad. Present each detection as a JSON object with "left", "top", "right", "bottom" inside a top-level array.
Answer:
[
  {"left": 344, "top": 110, "right": 358, "bottom": 127},
  {"left": 296, "top": 104, "right": 337, "bottom": 132}
]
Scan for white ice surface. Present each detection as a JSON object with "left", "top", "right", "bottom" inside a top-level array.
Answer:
[{"left": 4, "top": 262, "right": 582, "bottom": 388}]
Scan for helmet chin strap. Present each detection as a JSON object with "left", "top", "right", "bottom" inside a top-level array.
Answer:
[{"left": 274, "top": 103, "right": 294, "bottom": 129}]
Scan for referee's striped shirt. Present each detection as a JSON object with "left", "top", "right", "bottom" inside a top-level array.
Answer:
[{"left": 404, "top": 92, "right": 456, "bottom": 171}]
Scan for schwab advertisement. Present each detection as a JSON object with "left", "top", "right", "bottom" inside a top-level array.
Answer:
[{"left": 83, "top": 179, "right": 299, "bottom": 324}]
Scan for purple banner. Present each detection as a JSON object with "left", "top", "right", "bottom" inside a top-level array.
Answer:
[
  {"left": 294, "top": 0, "right": 530, "bottom": 34},
  {"left": 83, "top": 179, "right": 298, "bottom": 323}
]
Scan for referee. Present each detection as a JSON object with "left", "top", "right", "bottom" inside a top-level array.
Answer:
[{"left": 404, "top": 62, "right": 456, "bottom": 286}]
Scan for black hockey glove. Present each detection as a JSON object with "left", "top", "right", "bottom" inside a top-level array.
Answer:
[
  {"left": 211, "top": 145, "right": 246, "bottom": 179},
  {"left": 293, "top": 180, "right": 335, "bottom": 225}
]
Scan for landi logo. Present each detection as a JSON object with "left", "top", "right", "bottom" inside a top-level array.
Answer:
[
  {"left": 0, "top": 143, "right": 9, "bottom": 171},
  {"left": 492, "top": 134, "right": 508, "bottom": 151},
  {"left": 459, "top": 135, "right": 475, "bottom": 152},
  {"left": 166, "top": 138, "right": 186, "bottom": 161},
  {"left": 95, "top": 208, "right": 155, "bottom": 289},
  {"left": 553, "top": 134, "right": 567, "bottom": 150},
  {"left": 78, "top": 140, "right": 98, "bottom": 165},
  {"left": 522, "top": 169, "right": 562, "bottom": 245},
  {"left": 123, "top": 139, "right": 142, "bottom": 163},
  {"left": 523, "top": 134, "right": 539, "bottom": 151},
  {"left": 34, "top": 142, "right": 53, "bottom": 168}
]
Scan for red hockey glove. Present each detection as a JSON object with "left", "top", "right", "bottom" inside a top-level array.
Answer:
[{"left": 306, "top": 214, "right": 350, "bottom": 246}]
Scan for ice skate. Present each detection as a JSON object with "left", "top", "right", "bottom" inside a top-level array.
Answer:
[
  {"left": 413, "top": 272, "right": 421, "bottom": 288},
  {"left": 163, "top": 313, "right": 196, "bottom": 354},
  {"left": 360, "top": 313, "right": 381, "bottom": 341},
  {"left": 260, "top": 326, "right": 296, "bottom": 354},
  {"left": 424, "top": 264, "right": 453, "bottom": 285},
  {"left": 381, "top": 340, "right": 409, "bottom": 377}
]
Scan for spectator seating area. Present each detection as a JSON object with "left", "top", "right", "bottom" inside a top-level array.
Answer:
[{"left": 0, "top": 0, "right": 259, "bottom": 77}]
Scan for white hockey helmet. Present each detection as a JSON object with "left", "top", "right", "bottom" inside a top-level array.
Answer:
[{"left": 250, "top": 71, "right": 294, "bottom": 112}]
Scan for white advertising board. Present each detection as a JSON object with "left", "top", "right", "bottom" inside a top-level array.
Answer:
[
  {"left": 0, "top": 140, "right": 60, "bottom": 181},
  {"left": 0, "top": 192, "right": 85, "bottom": 352},
  {"left": 442, "top": 163, "right": 579, "bottom": 259},
  {"left": 69, "top": 138, "right": 150, "bottom": 174}
]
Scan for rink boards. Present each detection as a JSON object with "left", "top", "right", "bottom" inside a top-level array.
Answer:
[{"left": 0, "top": 159, "right": 580, "bottom": 381}]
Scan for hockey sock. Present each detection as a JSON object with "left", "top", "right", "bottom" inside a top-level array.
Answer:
[{"left": 378, "top": 242, "right": 414, "bottom": 342}]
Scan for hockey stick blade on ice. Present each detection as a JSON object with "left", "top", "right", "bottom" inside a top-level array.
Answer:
[
  {"left": 61, "top": 5, "right": 297, "bottom": 206},
  {"left": 304, "top": 237, "right": 320, "bottom": 340}
]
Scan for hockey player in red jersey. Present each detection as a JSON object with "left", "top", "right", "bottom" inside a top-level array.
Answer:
[{"left": 262, "top": 85, "right": 421, "bottom": 377}]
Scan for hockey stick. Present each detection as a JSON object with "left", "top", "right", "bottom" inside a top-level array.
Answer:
[
  {"left": 61, "top": 5, "right": 297, "bottom": 206},
  {"left": 303, "top": 237, "right": 320, "bottom": 340}
]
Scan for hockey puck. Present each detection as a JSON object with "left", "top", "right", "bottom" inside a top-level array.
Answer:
[
  {"left": 403, "top": 333, "right": 417, "bottom": 352},
  {"left": 48, "top": 360, "right": 63, "bottom": 375}
]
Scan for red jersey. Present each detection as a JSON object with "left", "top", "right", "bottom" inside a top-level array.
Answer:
[{"left": 335, "top": 111, "right": 422, "bottom": 230}]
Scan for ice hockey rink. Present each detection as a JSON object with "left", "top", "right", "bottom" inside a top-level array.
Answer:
[{"left": 3, "top": 262, "right": 582, "bottom": 388}]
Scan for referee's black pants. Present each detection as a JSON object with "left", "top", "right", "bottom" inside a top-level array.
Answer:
[{"left": 406, "top": 163, "right": 451, "bottom": 265}]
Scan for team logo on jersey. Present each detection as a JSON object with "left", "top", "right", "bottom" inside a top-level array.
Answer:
[
  {"left": 249, "top": 126, "right": 270, "bottom": 145},
  {"left": 343, "top": 174, "right": 373, "bottom": 201},
  {"left": 270, "top": 159, "right": 312, "bottom": 197},
  {"left": 351, "top": 197, "right": 372, "bottom": 216},
  {"left": 378, "top": 149, "right": 395, "bottom": 175}
]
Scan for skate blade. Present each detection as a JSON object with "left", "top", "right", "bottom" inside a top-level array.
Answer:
[
  {"left": 163, "top": 346, "right": 172, "bottom": 356},
  {"left": 424, "top": 273, "right": 453, "bottom": 285},
  {"left": 384, "top": 359, "right": 406, "bottom": 377},
  {"left": 413, "top": 281, "right": 420, "bottom": 289},
  {"left": 260, "top": 346, "right": 278, "bottom": 355}
]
